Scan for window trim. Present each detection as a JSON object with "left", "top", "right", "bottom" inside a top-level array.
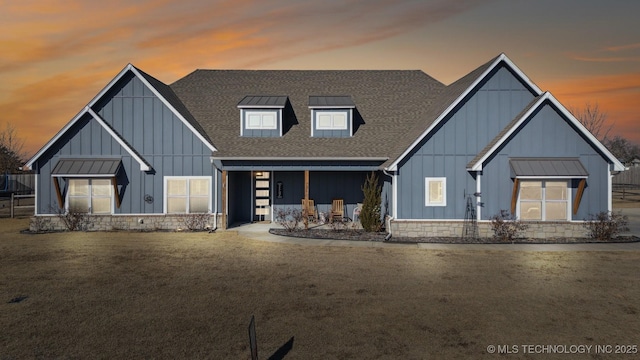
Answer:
[
  {"left": 65, "top": 178, "right": 113, "bottom": 214},
  {"left": 517, "top": 179, "right": 571, "bottom": 221},
  {"left": 163, "top": 176, "right": 212, "bottom": 214},
  {"left": 314, "top": 110, "right": 349, "bottom": 130},
  {"left": 425, "top": 177, "right": 447, "bottom": 207},
  {"left": 243, "top": 110, "right": 278, "bottom": 130}
]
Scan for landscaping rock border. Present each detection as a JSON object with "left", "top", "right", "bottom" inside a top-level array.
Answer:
[{"left": 269, "top": 228, "right": 640, "bottom": 244}]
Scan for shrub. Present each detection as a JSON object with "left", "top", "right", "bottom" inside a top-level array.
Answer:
[
  {"left": 360, "top": 172, "right": 382, "bottom": 232},
  {"left": 490, "top": 210, "right": 528, "bottom": 242},
  {"left": 52, "top": 207, "right": 91, "bottom": 231},
  {"left": 583, "top": 211, "right": 629, "bottom": 241},
  {"left": 329, "top": 217, "right": 347, "bottom": 232},
  {"left": 179, "top": 213, "right": 211, "bottom": 231},
  {"left": 275, "top": 208, "right": 303, "bottom": 232}
]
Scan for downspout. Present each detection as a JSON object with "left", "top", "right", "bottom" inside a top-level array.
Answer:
[
  {"left": 214, "top": 169, "right": 218, "bottom": 230},
  {"left": 475, "top": 171, "right": 482, "bottom": 221},
  {"left": 211, "top": 156, "right": 219, "bottom": 231}
]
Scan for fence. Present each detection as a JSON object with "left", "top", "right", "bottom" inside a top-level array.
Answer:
[
  {"left": 0, "top": 173, "right": 35, "bottom": 194},
  {"left": 613, "top": 166, "right": 640, "bottom": 186},
  {"left": 10, "top": 193, "right": 35, "bottom": 218}
]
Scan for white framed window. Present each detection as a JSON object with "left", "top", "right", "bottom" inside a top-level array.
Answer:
[
  {"left": 164, "top": 176, "right": 211, "bottom": 214},
  {"left": 425, "top": 177, "right": 446, "bottom": 206},
  {"left": 315, "top": 111, "right": 348, "bottom": 130},
  {"left": 245, "top": 111, "right": 277, "bottom": 130},
  {"left": 67, "top": 178, "right": 112, "bottom": 214},
  {"left": 518, "top": 180, "right": 569, "bottom": 221}
]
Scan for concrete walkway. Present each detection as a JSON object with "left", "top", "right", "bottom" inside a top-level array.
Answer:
[{"left": 231, "top": 210, "right": 640, "bottom": 252}]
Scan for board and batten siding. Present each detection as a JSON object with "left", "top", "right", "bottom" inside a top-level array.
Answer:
[
  {"left": 396, "top": 64, "right": 537, "bottom": 220},
  {"left": 35, "top": 71, "right": 216, "bottom": 215},
  {"left": 480, "top": 103, "right": 609, "bottom": 220}
]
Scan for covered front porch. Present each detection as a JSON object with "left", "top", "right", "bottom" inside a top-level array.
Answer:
[{"left": 216, "top": 159, "right": 390, "bottom": 229}]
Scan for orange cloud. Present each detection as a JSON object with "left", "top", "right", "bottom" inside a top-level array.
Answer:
[{"left": 540, "top": 73, "right": 640, "bottom": 144}]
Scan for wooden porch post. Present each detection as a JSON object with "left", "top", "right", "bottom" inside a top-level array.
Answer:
[
  {"left": 573, "top": 178, "right": 586, "bottom": 215},
  {"left": 111, "top": 177, "right": 121, "bottom": 208},
  {"left": 52, "top": 177, "right": 64, "bottom": 209},
  {"left": 221, "top": 170, "right": 227, "bottom": 229},
  {"left": 304, "top": 170, "right": 309, "bottom": 230},
  {"left": 510, "top": 178, "right": 519, "bottom": 215}
]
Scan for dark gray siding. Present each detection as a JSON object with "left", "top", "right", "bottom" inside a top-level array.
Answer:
[
  {"left": 227, "top": 171, "right": 252, "bottom": 226},
  {"left": 271, "top": 171, "right": 381, "bottom": 221},
  {"left": 311, "top": 109, "right": 352, "bottom": 138},
  {"left": 396, "top": 65, "right": 536, "bottom": 219},
  {"left": 35, "top": 71, "right": 215, "bottom": 215},
  {"left": 481, "top": 103, "right": 610, "bottom": 220}
]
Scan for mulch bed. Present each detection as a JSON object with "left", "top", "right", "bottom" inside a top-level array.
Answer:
[{"left": 269, "top": 228, "right": 640, "bottom": 244}]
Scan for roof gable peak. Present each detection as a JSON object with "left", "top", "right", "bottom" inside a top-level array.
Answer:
[{"left": 385, "top": 53, "right": 542, "bottom": 170}]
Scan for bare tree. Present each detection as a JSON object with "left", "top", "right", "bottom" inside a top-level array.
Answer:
[
  {"left": 0, "top": 123, "right": 27, "bottom": 173},
  {"left": 604, "top": 135, "right": 640, "bottom": 164},
  {"left": 571, "top": 102, "right": 613, "bottom": 142}
]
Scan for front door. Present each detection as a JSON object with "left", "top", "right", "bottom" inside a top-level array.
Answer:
[{"left": 254, "top": 171, "right": 270, "bottom": 221}]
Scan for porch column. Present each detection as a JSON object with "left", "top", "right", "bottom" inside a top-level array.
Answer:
[
  {"left": 304, "top": 170, "right": 309, "bottom": 229},
  {"left": 221, "top": 170, "right": 227, "bottom": 229}
]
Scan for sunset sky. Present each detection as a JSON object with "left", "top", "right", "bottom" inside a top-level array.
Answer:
[{"left": 1, "top": 0, "right": 639, "bottom": 158}]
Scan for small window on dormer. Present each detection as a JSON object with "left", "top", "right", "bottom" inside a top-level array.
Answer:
[
  {"left": 247, "top": 111, "right": 277, "bottom": 129},
  {"left": 309, "top": 96, "right": 355, "bottom": 138},
  {"left": 316, "top": 111, "right": 348, "bottom": 130},
  {"left": 238, "top": 96, "right": 288, "bottom": 137}
]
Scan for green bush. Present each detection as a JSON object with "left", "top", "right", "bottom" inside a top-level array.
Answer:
[{"left": 360, "top": 172, "right": 382, "bottom": 232}]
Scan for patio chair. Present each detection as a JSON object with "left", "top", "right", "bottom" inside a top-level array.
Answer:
[
  {"left": 330, "top": 198, "right": 344, "bottom": 222},
  {"left": 353, "top": 203, "right": 362, "bottom": 222},
  {"left": 302, "top": 199, "right": 317, "bottom": 222}
]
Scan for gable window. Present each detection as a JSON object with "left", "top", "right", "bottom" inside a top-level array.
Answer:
[
  {"left": 425, "top": 177, "right": 446, "bottom": 206},
  {"left": 518, "top": 180, "right": 569, "bottom": 221},
  {"left": 165, "top": 177, "right": 211, "bottom": 214},
  {"left": 68, "top": 179, "right": 112, "bottom": 214},
  {"left": 246, "top": 111, "right": 277, "bottom": 130},
  {"left": 316, "top": 111, "right": 348, "bottom": 130}
]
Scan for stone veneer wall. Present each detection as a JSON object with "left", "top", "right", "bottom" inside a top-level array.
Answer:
[
  {"left": 389, "top": 220, "right": 588, "bottom": 239},
  {"left": 30, "top": 214, "right": 217, "bottom": 232}
]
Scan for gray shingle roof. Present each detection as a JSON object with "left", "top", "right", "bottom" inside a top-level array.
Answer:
[{"left": 170, "top": 70, "right": 445, "bottom": 159}]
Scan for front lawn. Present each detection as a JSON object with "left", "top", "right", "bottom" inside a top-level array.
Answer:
[{"left": 1, "top": 218, "right": 639, "bottom": 359}]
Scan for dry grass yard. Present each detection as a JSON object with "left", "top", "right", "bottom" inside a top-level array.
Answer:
[{"left": 1, "top": 218, "right": 639, "bottom": 359}]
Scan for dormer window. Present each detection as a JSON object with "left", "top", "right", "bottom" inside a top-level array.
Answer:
[
  {"left": 309, "top": 96, "right": 355, "bottom": 138},
  {"left": 238, "top": 96, "right": 288, "bottom": 137}
]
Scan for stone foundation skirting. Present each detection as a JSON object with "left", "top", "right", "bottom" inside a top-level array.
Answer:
[
  {"left": 29, "top": 214, "right": 218, "bottom": 232},
  {"left": 389, "top": 220, "right": 588, "bottom": 239}
]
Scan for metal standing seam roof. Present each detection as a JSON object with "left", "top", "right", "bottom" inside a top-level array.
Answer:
[
  {"left": 238, "top": 96, "right": 288, "bottom": 108},
  {"left": 51, "top": 159, "right": 122, "bottom": 176},
  {"left": 509, "top": 158, "right": 589, "bottom": 177},
  {"left": 308, "top": 95, "right": 355, "bottom": 108}
]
